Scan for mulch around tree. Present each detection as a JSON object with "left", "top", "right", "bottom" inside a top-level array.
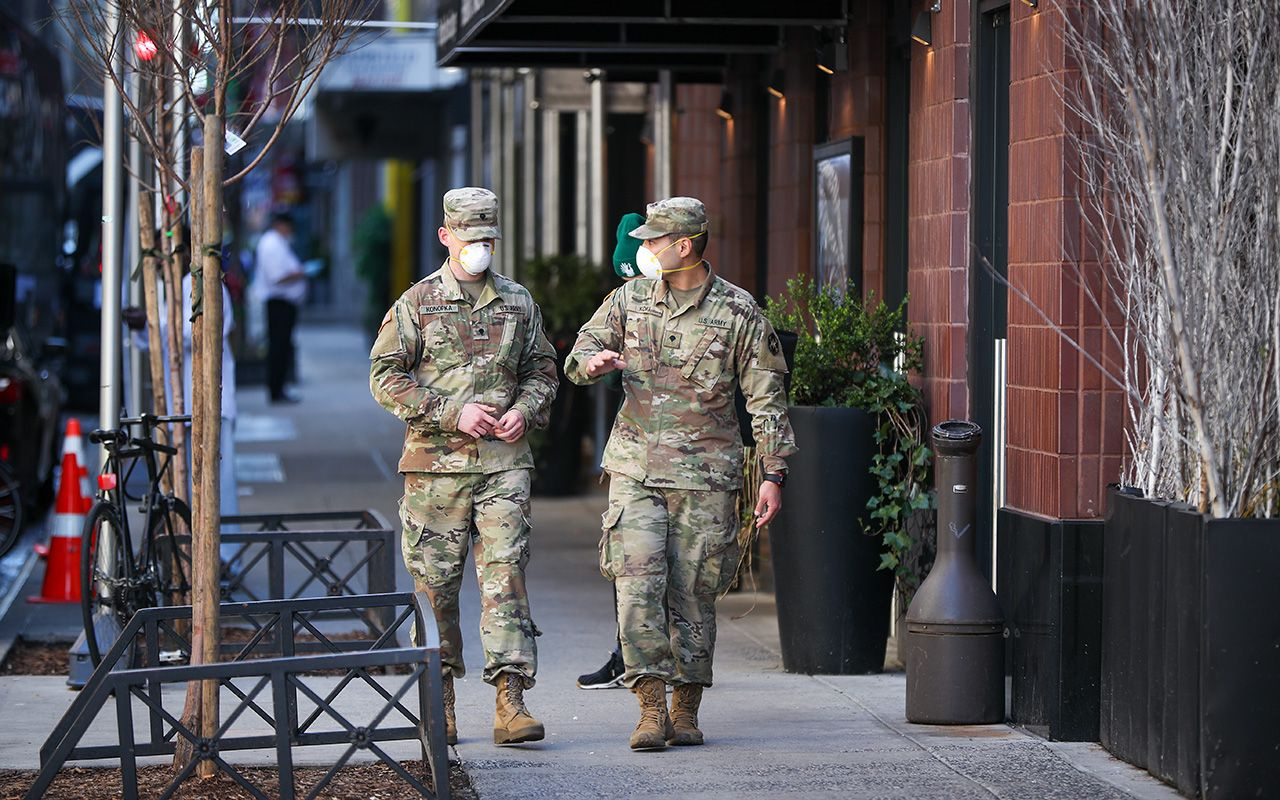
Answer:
[
  {"left": 0, "top": 760, "right": 478, "bottom": 800},
  {"left": 0, "top": 639, "right": 71, "bottom": 677}
]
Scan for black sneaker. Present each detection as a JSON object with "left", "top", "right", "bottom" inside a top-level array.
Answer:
[{"left": 576, "top": 650, "right": 625, "bottom": 689}]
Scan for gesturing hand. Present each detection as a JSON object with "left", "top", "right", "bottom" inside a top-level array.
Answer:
[
  {"left": 493, "top": 409, "right": 526, "bottom": 443},
  {"left": 458, "top": 403, "right": 499, "bottom": 439},
  {"left": 585, "top": 349, "right": 627, "bottom": 378},
  {"left": 754, "top": 481, "right": 783, "bottom": 528}
]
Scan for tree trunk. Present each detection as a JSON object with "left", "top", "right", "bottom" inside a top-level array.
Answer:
[
  {"left": 173, "top": 145, "right": 204, "bottom": 773},
  {"left": 197, "top": 113, "right": 225, "bottom": 779},
  {"left": 139, "top": 193, "right": 168, "bottom": 427},
  {"left": 164, "top": 207, "right": 190, "bottom": 513}
]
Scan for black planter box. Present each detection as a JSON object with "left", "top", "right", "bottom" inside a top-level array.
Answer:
[
  {"left": 997, "top": 509, "right": 1104, "bottom": 741},
  {"left": 770, "top": 405, "right": 894, "bottom": 674},
  {"left": 1101, "top": 489, "right": 1280, "bottom": 799}
]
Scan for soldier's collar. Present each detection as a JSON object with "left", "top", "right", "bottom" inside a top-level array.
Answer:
[
  {"left": 435, "top": 260, "right": 500, "bottom": 310},
  {"left": 655, "top": 261, "right": 715, "bottom": 308}
]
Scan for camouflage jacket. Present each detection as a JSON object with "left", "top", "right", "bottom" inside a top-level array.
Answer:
[
  {"left": 370, "top": 263, "right": 558, "bottom": 474},
  {"left": 565, "top": 264, "right": 796, "bottom": 491}
]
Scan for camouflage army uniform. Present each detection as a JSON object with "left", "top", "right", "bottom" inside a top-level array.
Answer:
[
  {"left": 566, "top": 199, "right": 796, "bottom": 688},
  {"left": 370, "top": 190, "right": 558, "bottom": 687}
]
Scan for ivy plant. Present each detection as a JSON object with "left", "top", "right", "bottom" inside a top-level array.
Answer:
[{"left": 764, "top": 276, "right": 934, "bottom": 601}]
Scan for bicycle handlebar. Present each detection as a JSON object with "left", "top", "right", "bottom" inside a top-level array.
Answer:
[
  {"left": 119, "top": 413, "right": 192, "bottom": 427},
  {"left": 89, "top": 428, "right": 178, "bottom": 455}
]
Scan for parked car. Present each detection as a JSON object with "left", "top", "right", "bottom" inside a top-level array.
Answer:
[{"left": 0, "top": 264, "right": 66, "bottom": 556}]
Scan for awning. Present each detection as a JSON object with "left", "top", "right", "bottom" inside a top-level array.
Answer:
[{"left": 436, "top": 0, "right": 849, "bottom": 80}]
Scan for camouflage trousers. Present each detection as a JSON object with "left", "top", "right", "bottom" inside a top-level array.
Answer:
[
  {"left": 599, "top": 472, "right": 741, "bottom": 688},
  {"left": 399, "top": 469, "right": 538, "bottom": 686}
]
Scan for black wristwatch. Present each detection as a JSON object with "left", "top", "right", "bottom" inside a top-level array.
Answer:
[{"left": 762, "top": 472, "right": 787, "bottom": 488}]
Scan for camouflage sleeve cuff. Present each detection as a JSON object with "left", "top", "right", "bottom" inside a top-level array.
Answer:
[
  {"left": 437, "top": 398, "right": 464, "bottom": 432},
  {"left": 760, "top": 454, "right": 790, "bottom": 476},
  {"left": 564, "top": 351, "right": 602, "bottom": 386}
]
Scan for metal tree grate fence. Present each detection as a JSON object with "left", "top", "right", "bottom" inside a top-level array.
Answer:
[{"left": 31, "top": 593, "right": 450, "bottom": 800}]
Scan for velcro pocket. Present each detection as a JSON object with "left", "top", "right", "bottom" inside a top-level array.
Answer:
[
  {"left": 420, "top": 314, "right": 468, "bottom": 371},
  {"left": 598, "top": 503, "right": 625, "bottom": 580},
  {"left": 694, "top": 531, "right": 742, "bottom": 596},
  {"left": 680, "top": 329, "right": 729, "bottom": 391}
]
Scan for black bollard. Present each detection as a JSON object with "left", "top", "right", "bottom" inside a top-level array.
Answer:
[{"left": 905, "top": 420, "right": 1005, "bottom": 724}]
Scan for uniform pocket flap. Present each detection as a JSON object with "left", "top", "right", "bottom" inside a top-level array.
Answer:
[{"left": 601, "top": 503, "right": 624, "bottom": 530}]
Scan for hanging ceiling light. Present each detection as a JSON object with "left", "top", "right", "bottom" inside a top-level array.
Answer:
[
  {"left": 715, "top": 88, "right": 733, "bottom": 121},
  {"left": 767, "top": 69, "right": 785, "bottom": 100}
]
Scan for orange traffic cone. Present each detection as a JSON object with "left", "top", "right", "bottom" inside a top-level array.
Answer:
[
  {"left": 29, "top": 422, "right": 92, "bottom": 604},
  {"left": 63, "top": 418, "right": 93, "bottom": 513}
]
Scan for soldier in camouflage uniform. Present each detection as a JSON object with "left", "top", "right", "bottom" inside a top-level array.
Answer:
[
  {"left": 370, "top": 187, "right": 558, "bottom": 746},
  {"left": 566, "top": 197, "right": 797, "bottom": 750}
]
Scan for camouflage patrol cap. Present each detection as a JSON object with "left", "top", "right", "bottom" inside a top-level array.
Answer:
[
  {"left": 613, "top": 212, "right": 646, "bottom": 278},
  {"left": 443, "top": 187, "right": 502, "bottom": 241},
  {"left": 628, "top": 196, "right": 709, "bottom": 240}
]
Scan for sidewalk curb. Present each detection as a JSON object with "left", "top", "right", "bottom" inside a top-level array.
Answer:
[{"left": 0, "top": 547, "right": 40, "bottom": 666}]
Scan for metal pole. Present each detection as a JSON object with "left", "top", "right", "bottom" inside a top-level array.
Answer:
[
  {"left": 100, "top": 3, "right": 124, "bottom": 431},
  {"left": 656, "top": 70, "right": 673, "bottom": 198},
  {"left": 574, "top": 111, "right": 588, "bottom": 256},
  {"left": 470, "top": 75, "right": 484, "bottom": 185},
  {"left": 540, "top": 109, "right": 559, "bottom": 256},
  {"left": 588, "top": 71, "right": 605, "bottom": 264},
  {"left": 588, "top": 74, "right": 606, "bottom": 476},
  {"left": 501, "top": 71, "right": 516, "bottom": 277},
  {"left": 521, "top": 70, "right": 537, "bottom": 263},
  {"left": 127, "top": 67, "right": 143, "bottom": 417}
]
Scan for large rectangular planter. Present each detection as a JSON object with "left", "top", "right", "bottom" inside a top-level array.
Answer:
[
  {"left": 1101, "top": 489, "right": 1280, "bottom": 799},
  {"left": 997, "top": 509, "right": 1103, "bottom": 741}
]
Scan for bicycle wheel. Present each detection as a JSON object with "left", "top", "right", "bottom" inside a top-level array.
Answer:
[
  {"left": 0, "top": 464, "right": 22, "bottom": 558},
  {"left": 147, "top": 496, "right": 192, "bottom": 607},
  {"left": 80, "top": 502, "right": 133, "bottom": 666}
]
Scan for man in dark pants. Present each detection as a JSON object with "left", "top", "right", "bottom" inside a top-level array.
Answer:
[{"left": 256, "top": 211, "right": 306, "bottom": 403}]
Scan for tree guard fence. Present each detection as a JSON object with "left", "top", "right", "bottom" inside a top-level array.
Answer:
[{"left": 31, "top": 593, "right": 450, "bottom": 800}]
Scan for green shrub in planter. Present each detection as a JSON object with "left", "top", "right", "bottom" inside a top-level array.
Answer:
[
  {"left": 522, "top": 254, "right": 614, "bottom": 495},
  {"left": 764, "top": 276, "right": 933, "bottom": 601}
]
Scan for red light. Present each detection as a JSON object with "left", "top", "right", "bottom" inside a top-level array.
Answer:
[
  {"left": 134, "top": 31, "right": 158, "bottom": 62},
  {"left": 0, "top": 444, "right": 10, "bottom": 462},
  {"left": 0, "top": 377, "right": 22, "bottom": 404},
  {"left": 98, "top": 473, "right": 118, "bottom": 491}
]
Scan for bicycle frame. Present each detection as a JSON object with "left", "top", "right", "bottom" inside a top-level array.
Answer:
[{"left": 88, "top": 414, "right": 189, "bottom": 611}]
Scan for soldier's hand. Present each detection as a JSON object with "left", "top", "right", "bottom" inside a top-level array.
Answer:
[
  {"left": 585, "top": 349, "right": 627, "bottom": 378},
  {"left": 458, "top": 403, "right": 500, "bottom": 438},
  {"left": 755, "top": 481, "right": 783, "bottom": 528},
  {"left": 493, "top": 409, "right": 526, "bottom": 443}
]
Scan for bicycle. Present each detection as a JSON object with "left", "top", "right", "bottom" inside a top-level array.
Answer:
[{"left": 80, "top": 413, "right": 192, "bottom": 666}]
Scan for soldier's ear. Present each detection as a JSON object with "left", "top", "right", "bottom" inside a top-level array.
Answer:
[{"left": 437, "top": 227, "right": 451, "bottom": 247}]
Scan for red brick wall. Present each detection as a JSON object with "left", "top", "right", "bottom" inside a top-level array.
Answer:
[
  {"left": 765, "top": 29, "right": 818, "bottom": 298},
  {"left": 907, "top": 0, "right": 972, "bottom": 423},
  {"left": 1004, "top": 2, "right": 1125, "bottom": 519},
  {"left": 828, "top": 5, "right": 888, "bottom": 301}
]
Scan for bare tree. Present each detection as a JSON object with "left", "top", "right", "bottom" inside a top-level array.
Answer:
[
  {"left": 1043, "top": 1, "right": 1280, "bottom": 519},
  {"left": 56, "top": 0, "right": 368, "bottom": 778}
]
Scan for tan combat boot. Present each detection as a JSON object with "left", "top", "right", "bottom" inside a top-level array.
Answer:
[
  {"left": 668, "top": 684, "right": 704, "bottom": 746},
  {"left": 443, "top": 675, "right": 457, "bottom": 745},
  {"left": 629, "top": 676, "right": 674, "bottom": 751},
  {"left": 493, "top": 674, "right": 545, "bottom": 744}
]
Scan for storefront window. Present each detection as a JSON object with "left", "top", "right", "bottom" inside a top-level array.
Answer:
[{"left": 813, "top": 138, "right": 863, "bottom": 295}]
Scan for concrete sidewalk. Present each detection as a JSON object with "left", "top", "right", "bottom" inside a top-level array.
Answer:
[{"left": 0, "top": 323, "right": 1179, "bottom": 799}]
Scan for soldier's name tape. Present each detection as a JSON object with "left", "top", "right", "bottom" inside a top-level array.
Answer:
[{"left": 418, "top": 303, "right": 526, "bottom": 317}]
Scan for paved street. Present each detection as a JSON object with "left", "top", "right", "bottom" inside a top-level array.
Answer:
[{"left": 0, "top": 324, "right": 1180, "bottom": 799}]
